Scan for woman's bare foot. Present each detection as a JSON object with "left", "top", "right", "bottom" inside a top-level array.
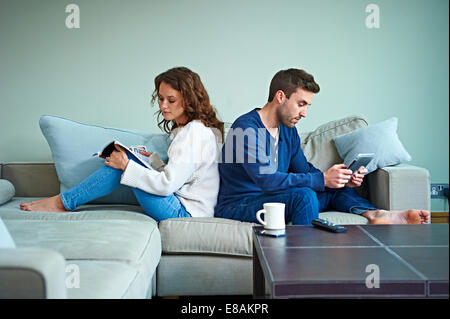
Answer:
[
  {"left": 362, "top": 209, "right": 430, "bottom": 224},
  {"left": 20, "top": 195, "right": 69, "bottom": 213}
]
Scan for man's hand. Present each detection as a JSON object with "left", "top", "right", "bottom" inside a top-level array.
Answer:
[
  {"left": 346, "top": 166, "right": 368, "bottom": 188},
  {"left": 105, "top": 144, "right": 129, "bottom": 171},
  {"left": 323, "top": 164, "right": 353, "bottom": 189}
]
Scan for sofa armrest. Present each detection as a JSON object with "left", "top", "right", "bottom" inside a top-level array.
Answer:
[
  {"left": 367, "top": 164, "right": 430, "bottom": 211},
  {"left": 0, "top": 248, "right": 67, "bottom": 299}
]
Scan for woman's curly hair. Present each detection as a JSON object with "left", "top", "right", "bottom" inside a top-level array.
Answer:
[{"left": 151, "top": 67, "right": 224, "bottom": 142}]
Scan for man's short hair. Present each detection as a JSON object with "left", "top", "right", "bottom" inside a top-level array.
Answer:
[{"left": 268, "top": 68, "right": 320, "bottom": 102}]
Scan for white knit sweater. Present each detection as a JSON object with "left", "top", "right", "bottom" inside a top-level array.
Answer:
[{"left": 120, "top": 120, "right": 220, "bottom": 218}]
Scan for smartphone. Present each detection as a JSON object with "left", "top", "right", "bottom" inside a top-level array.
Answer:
[{"left": 347, "top": 153, "right": 375, "bottom": 173}]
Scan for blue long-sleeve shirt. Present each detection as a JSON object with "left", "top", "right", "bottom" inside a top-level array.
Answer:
[{"left": 216, "top": 108, "right": 325, "bottom": 212}]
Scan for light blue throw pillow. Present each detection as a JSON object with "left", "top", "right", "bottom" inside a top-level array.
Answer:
[
  {"left": 0, "top": 179, "right": 15, "bottom": 205},
  {"left": 40, "top": 115, "right": 171, "bottom": 205},
  {"left": 333, "top": 117, "right": 412, "bottom": 173}
]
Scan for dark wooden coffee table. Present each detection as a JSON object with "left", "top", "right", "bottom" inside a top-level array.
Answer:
[{"left": 253, "top": 224, "right": 449, "bottom": 298}]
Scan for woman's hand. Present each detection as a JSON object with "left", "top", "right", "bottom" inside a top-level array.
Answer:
[
  {"left": 346, "top": 166, "right": 369, "bottom": 188},
  {"left": 105, "top": 144, "right": 129, "bottom": 171}
]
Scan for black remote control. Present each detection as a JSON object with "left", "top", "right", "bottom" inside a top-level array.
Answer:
[{"left": 312, "top": 218, "right": 347, "bottom": 233}]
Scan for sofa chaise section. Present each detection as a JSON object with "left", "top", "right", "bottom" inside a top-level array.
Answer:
[{"left": 0, "top": 164, "right": 162, "bottom": 299}]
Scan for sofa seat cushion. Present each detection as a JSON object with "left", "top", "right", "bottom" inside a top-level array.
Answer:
[
  {"left": 319, "top": 212, "right": 369, "bottom": 225},
  {"left": 3, "top": 217, "right": 160, "bottom": 263},
  {"left": 159, "top": 217, "right": 256, "bottom": 257}
]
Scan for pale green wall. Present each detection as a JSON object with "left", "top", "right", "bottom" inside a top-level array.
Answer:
[{"left": 1, "top": 0, "right": 448, "bottom": 210}]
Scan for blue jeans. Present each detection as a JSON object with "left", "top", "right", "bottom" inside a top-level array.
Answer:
[
  {"left": 60, "top": 154, "right": 191, "bottom": 222},
  {"left": 215, "top": 186, "right": 377, "bottom": 225}
]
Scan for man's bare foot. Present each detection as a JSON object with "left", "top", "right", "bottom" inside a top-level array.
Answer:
[
  {"left": 20, "top": 195, "right": 69, "bottom": 213},
  {"left": 362, "top": 209, "right": 430, "bottom": 224}
]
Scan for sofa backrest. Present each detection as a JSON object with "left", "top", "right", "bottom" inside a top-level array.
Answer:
[
  {"left": 1, "top": 163, "right": 59, "bottom": 197},
  {"left": 300, "top": 116, "right": 368, "bottom": 171},
  {"left": 2, "top": 115, "right": 368, "bottom": 198}
]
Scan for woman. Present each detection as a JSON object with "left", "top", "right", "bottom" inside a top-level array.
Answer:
[{"left": 20, "top": 67, "right": 224, "bottom": 222}]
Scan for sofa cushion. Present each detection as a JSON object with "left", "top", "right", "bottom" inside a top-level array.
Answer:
[
  {"left": 159, "top": 217, "right": 256, "bottom": 257},
  {"left": 39, "top": 115, "right": 171, "bottom": 205},
  {"left": 0, "top": 179, "right": 15, "bottom": 205},
  {"left": 3, "top": 217, "right": 159, "bottom": 262},
  {"left": 319, "top": 212, "right": 369, "bottom": 225},
  {"left": 299, "top": 115, "right": 368, "bottom": 171},
  {"left": 333, "top": 117, "right": 412, "bottom": 173}
]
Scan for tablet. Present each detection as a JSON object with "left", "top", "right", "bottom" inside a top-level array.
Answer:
[{"left": 347, "top": 153, "right": 375, "bottom": 173}]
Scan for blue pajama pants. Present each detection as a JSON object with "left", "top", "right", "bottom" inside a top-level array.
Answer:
[{"left": 215, "top": 186, "right": 378, "bottom": 225}]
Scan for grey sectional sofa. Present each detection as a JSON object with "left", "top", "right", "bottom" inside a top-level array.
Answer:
[{"left": 0, "top": 116, "right": 430, "bottom": 298}]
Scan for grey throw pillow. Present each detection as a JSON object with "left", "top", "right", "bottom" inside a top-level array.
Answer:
[
  {"left": 0, "top": 179, "right": 15, "bottom": 205},
  {"left": 333, "top": 117, "right": 412, "bottom": 173}
]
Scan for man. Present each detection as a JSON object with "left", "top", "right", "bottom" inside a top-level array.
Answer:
[{"left": 215, "top": 68, "right": 430, "bottom": 225}]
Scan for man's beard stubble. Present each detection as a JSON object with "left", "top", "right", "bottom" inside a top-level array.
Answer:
[{"left": 276, "top": 105, "right": 297, "bottom": 128}]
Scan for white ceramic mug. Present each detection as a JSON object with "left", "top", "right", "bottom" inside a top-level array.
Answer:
[{"left": 256, "top": 202, "right": 286, "bottom": 230}]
